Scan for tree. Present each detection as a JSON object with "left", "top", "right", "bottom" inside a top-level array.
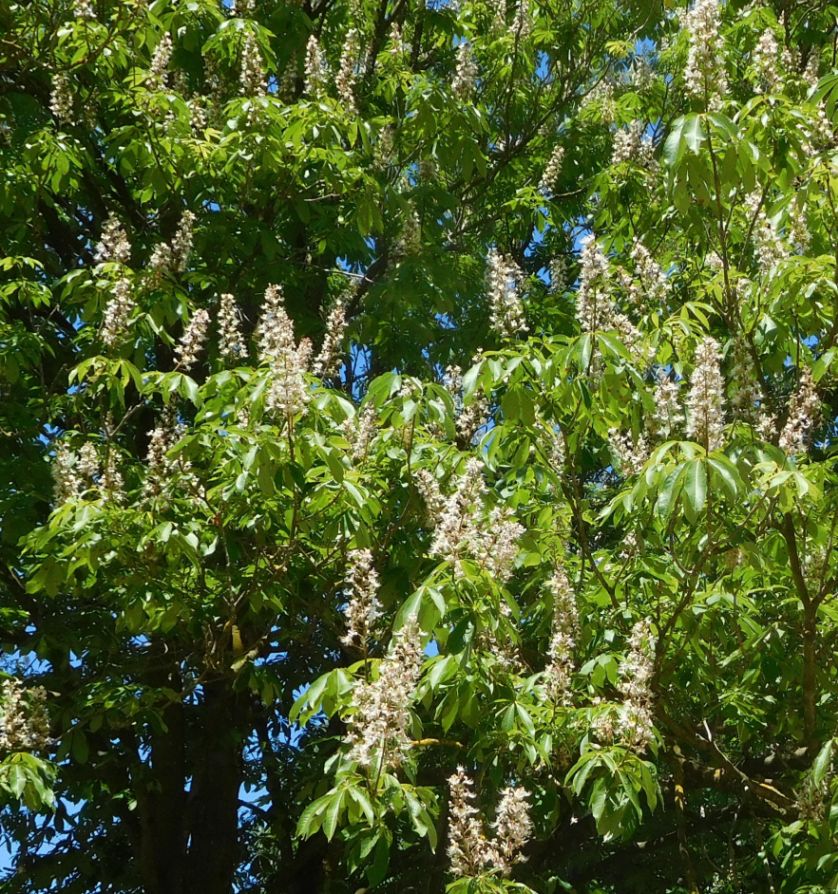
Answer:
[{"left": 0, "top": 0, "right": 836, "bottom": 891}]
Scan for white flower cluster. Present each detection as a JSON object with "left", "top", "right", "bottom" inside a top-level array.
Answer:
[
  {"left": 337, "top": 29, "right": 360, "bottom": 114},
  {"left": 50, "top": 73, "right": 74, "bottom": 124},
  {"left": 608, "top": 428, "right": 650, "bottom": 477},
  {"left": 744, "top": 192, "right": 788, "bottom": 277},
  {"left": 684, "top": 0, "right": 728, "bottom": 110},
  {"left": 149, "top": 210, "right": 196, "bottom": 277},
  {"left": 240, "top": 32, "right": 266, "bottom": 96},
  {"left": 52, "top": 442, "right": 82, "bottom": 504},
  {"left": 218, "top": 293, "right": 247, "bottom": 361},
  {"left": 414, "top": 468, "right": 445, "bottom": 520},
  {"left": 539, "top": 144, "right": 564, "bottom": 195},
  {"left": 101, "top": 278, "right": 135, "bottom": 348},
  {"left": 94, "top": 215, "right": 131, "bottom": 265},
  {"left": 686, "top": 335, "right": 725, "bottom": 451},
  {"left": 447, "top": 768, "right": 532, "bottom": 879},
  {"left": 615, "top": 619, "right": 656, "bottom": 752},
  {"left": 611, "top": 122, "right": 655, "bottom": 168},
  {"left": 341, "top": 549, "right": 383, "bottom": 649},
  {"left": 74, "top": 0, "right": 96, "bottom": 20},
  {"left": 448, "top": 767, "right": 490, "bottom": 877},
  {"left": 544, "top": 565, "right": 578, "bottom": 705},
  {"left": 452, "top": 42, "right": 478, "bottom": 99},
  {"left": 652, "top": 370, "right": 682, "bottom": 438},
  {"left": 388, "top": 22, "right": 405, "bottom": 58},
  {"left": 753, "top": 29, "right": 781, "bottom": 93},
  {"left": 779, "top": 367, "right": 819, "bottom": 456},
  {"left": 427, "top": 459, "right": 522, "bottom": 582},
  {"left": 510, "top": 0, "right": 531, "bottom": 40},
  {"left": 444, "top": 364, "right": 488, "bottom": 444},
  {"left": 576, "top": 237, "right": 642, "bottom": 354},
  {"left": 342, "top": 404, "right": 377, "bottom": 462},
  {"left": 257, "top": 285, "right": 312, "bottom": 419},
  {"left": 486, "top": 249, "right": 528, "bottom": 338},
  {"left": 0, "top": 679, "right": 50, "bottom": 753},
  {"left": 304, "top": 35, "right": 328, "bottom": 98},
  {"left": 174, "top": 309, "right": 210, "bottom": 371},
  {"left": 346, "top": 615, "right": 423, "bottom": 769},
  {"left": 627, "top": 240, "right": 668, "bottom": 308},
  {"left": 148, "top": 34, "right": 173, "bottom": 91}
]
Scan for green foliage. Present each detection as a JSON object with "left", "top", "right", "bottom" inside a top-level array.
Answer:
[{"left": 0, "top": 0, "right": 836, "bottom": 892}]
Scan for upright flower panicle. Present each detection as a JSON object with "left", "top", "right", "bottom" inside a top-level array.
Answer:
[
  {"left": 149, "top": 34, "right": 173, "bottom": 91},
  {"left": 744, "top": 192, "right": 787, "bottom": 277},
  {"left": 346, "top": 616, "right": 423, "bottom": 769},
  {"left": 50, "top": 73, "right": 74, "bottom": 123},
  {"left": 337, "top": 29, "right": 359, "bottom": 114},
  {"left": 686, "top": 336, "right": 725, "bottom": 451},
  {"left": 490, "top": 787, "right": 533, "bottom": 876},
  {"left": 628, "top": 240, "right": 668, "bottom": 307},
  {"left": 218, "top": 293, "right": 247, "bottom": 361},
  {"left": 447, "top": 769, "right": 533, "bottom": 879},
  {"left": 753, "top": 29, "right": 781, "bottom": 93},
  {"left": 313, "top": 301, "right": 347, "bottom": 378},
  {"left": 52, "top": 442, "right": 82, "bottom": 504},
  {"left": 684, "top": 0, "right": 728, "bottom": 110},
  {"left": 342, "top": 403, "right": 377, "bottom": 461},
  {"left": 611, "top": 122, "right": 655, "bottom": 167},
  {"left": 257, "top": 285, "right": 311, "bottom": 418},
  {"left": 486, "top": 248, "right": 528, "bottom": 338},
  {"left": 448, "top": 767, "right": 491, "bottom": 877},
  {"left": 101, "top": 278, "right": 135, "bottom": 349},
  {"left": 652, "top": 370, "right": 682, "bottom": 438},
  {"left": 452, "top": 41, "right": 478, "bottom": 99},
  {"left": 616, "top": 619, "right": 655, "bottom": 752},
  {"left": 174, "top": 308, "right": 210, "bottom": 371},
  {"left": 240, "top": 32, "right": 266, "bottom": 96},
  {"left": 608, "top": 428, "right": 649, "bottom": 476},
  {"left": 544, "top": 565, "right": 577, "bottom": 705},
  {"left": 779, "top": 367, "right": 819, "bottom": 456},
  {"left": 0, "top": 679, "right": 50, "bottom": 753},
  {"left": 341, "top": 549, "right": 382, "bottom": 649},
  {"left": 95, "top": 215, "right": 131, "bottom": 265},
  {"left": 539, "top": 144, "right": 565, "bottom": 195},
  {"left": 304, "top": 35, "right": 328, "bottom": 97}
]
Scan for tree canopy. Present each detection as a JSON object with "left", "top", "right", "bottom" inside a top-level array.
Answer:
[{"left": 0, "top": 0, "right": 837, "bottom": 892}]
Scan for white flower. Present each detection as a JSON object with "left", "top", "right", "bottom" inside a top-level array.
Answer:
[
  {"left": 101, "top": 278, "right": 135, "bottom": 348},
  {"left": 95, "top": 215, "right": 131, "bottom": 265},
  {"left": 257, "top": 285, "right": 311, "bottom": 418},
  {"left": 652, "top": 371, "right": 682, "bottom": 438},
  {"left": 486, "top": 248, "right": 528, "bottom": 338},
  {"left": 49, "top": 73, "right": 74, "bottom": 123},
  {"left": 337, "top": 29, "right": 360, "bottom": 114},
  {"left": 544, "top": 565, "right": 578, "bottom": 705},
  {"left": 341, "top": 549, "right": 382, "bottom": 649},
  {"left": 779, "top": 367, "right": 819, "bottom": 456},
  {"left": 489, "top": 786, "right": 533, "bottom": 876},
  {"left": 149, "top": 34, "right": 173, "bottom": 91},
  {"left": 240, "top": 32, "right": 266, "bottom": 96},
  {"left": 752, "top": 29, "right": 781, "bottom": 93},
  {"left": 452, "top": 42, "right": 478, "bottom": 99},
  {"left": 0, "top": 680, "right": 50, "bottom": 753},
  {"left": 684, "top": 0, "right": 728, "bottom": 110},
  {"left": 304, "top": 35, "right": 328, "bottom": 98},
  {"left": 346, "top": 616, "right": 423, "bottom": 769},
  {"left": 608, "top": 428, "right": 649, "bottom": 476},
  {"left": 447, "top": 767, "right": 491, "bottom": 877},
  {"left": 174, "top": 308, "right": 210, "bottom": 371},
  {"left": 52, "top": 442, "right": 82, "bottom": 504},
  {"left": 218, "top": 293, "right": 247, "bottom": 361},
  {"left": 686, "top": 336, "right": 725, "bottom": 451},
  {"left": 539, "top": 144, "right": 565, "bottom": 195},
  {"left": 615, "top": 619, "right": 656, "bottom": 752}
]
